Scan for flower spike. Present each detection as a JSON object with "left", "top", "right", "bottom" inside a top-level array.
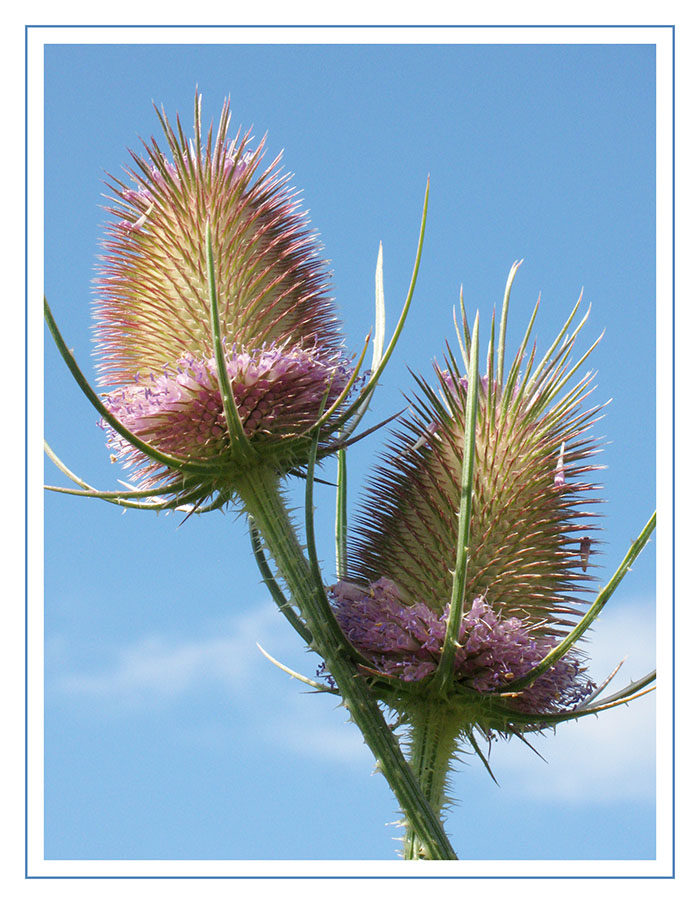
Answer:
[
  {"left": 48, "top": 94, "right": 356, "bottom": 504},
  {"left": 332, "top": 265, "right": 654, "bottom": 755}
]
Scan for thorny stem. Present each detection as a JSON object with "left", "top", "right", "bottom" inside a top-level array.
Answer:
[
  {"left": 402, "top": 701, "right": 463, "bottom": 860},
  {"left": 235, "top": 467, "right": 458, "bottom": 860}
]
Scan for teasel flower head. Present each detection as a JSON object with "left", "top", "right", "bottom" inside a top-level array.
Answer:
[
  {"left": 333, "top": 263, "right": 610, "bottom": 742},
  {"left": 92, "top": 93, "right": 352, "bottom": 504}
]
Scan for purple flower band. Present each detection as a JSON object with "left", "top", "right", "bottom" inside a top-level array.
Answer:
[
  {"left": 102, "top": 345, "right": 348, "bottom": 485},
  {"left": 332, "top": 578, "right": 593, "bottom": 712}
]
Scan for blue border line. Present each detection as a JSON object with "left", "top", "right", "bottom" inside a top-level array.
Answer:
[
  {"left": 24, "top": 20, "right": 29, "bottom": 886},
  {"left": 670, "top": 22, "right": 676, "bottom": 881},
  {"left": 25, "top": 874, "right": 676, "bottom": 880},
  {"left": 27, "top": 22, "right": 675, "bottom": 881},
  {"left": 27, "top": 23, "right": 671, "bottom": 27}
]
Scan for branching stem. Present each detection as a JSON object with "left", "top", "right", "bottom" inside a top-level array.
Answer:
[{"left": 235, "top": 467, "right": 458, "bottom": 860}]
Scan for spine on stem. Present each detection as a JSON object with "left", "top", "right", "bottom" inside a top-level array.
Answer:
[{"left": 401, "top": 702, "right": 463, "bottom": 860}]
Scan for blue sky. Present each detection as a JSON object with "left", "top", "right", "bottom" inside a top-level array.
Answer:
[{"left": 43, "top": 39, "right": 657, "bottom": 865}]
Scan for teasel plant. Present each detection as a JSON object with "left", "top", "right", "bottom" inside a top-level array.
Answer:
[{"left": 44, "top": 93, "right": 655, "bottom": 861}]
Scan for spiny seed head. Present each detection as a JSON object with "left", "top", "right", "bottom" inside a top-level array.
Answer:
[
  {"left": 93, "top": 94, "right": 350, "bottom": 493},
  {"left": 336, "top": 278, "right": 605, "bottom": 722}
]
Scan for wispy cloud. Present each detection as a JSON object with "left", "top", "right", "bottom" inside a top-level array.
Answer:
[
  {"left": 54, "top": 605, "right": 291, "bottom": 702},
  {"left": 490, "top": 688, "right": 655, "bottom": 803},
  {"left": 487, "top": 597, "right": 657, "bottom": 803},
  {"left": 262, "top": 696, "right": 373, "bottom": 767},
  {"left": 50, "top": 596, "right": 657, "bottom": 800},
  {"left": 51, "top": 601, "right": 374, "bottom": 766}
]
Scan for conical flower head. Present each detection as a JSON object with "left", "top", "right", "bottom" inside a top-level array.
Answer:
[
  {"left": 335, "top": 278, "right": 604, "bottom": 719},
  {"left": 95, "top": 95, "right": 349, "bottom": 493}
]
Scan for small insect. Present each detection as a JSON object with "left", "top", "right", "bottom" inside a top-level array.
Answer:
[{"left": 580, "top": 536, "right": 592, "bottom": 572}]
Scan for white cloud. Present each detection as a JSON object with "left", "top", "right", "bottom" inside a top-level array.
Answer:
[
  {"left": 484, "top": 597, "right": 657, "bottom": 804},
  {"left": 52, "top": 602, "right": 376, "bottom": 768},
  {"left": 54, "top": 605, "right": 291, "bottom": 702},
  {"left": 51, "top": 595, "right": 658, "bottom": 803},
  {"left": 491, "top": 690, "right": 655, "bottom": 803},
  {"left": 262, "top": 693, "right": 373, "bottom": 767}
]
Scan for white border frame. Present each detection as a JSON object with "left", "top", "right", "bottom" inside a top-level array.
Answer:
[{"left": 27, "top": 23, "right": 674, "bottom": 880}]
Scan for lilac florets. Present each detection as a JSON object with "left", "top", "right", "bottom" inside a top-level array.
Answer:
[
  {"left": 332, "top": 578, "right": 593, "bottom": 712},
  {"left": 102, "top": 344, "right": 347, "bottom": 485}
]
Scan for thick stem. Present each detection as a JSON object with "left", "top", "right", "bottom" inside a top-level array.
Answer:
[
  {"left": 402, "top": 702, "right": 463, "bottom": 860},
  {"left": 236, "top": 467, "right": 458, "bottom": 860}
]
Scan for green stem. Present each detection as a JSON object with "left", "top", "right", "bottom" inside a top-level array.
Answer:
[
  {"left": 235, "top": 467, "right": 458, "bottom": 860},
  {"left": 402, "top": 701, "right": 463, "bottom": 860}
]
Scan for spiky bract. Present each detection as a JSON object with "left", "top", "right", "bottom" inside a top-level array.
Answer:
[{"left": 94, "top": 94, "right": 349, "bottom": 496}]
